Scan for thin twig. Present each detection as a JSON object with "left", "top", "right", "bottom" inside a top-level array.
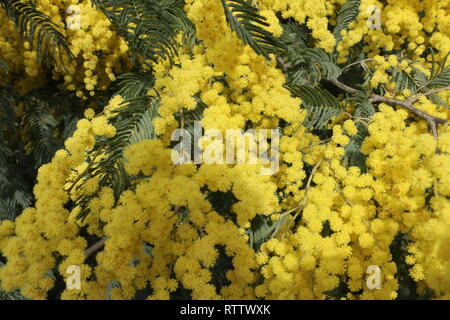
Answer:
[
  {"left": 180, "top": 108, "right": 185, "bottom": 129},
  {"left": 406, "top": 85, "right": 450, "bottom": 104},
  {"left": 282, "top": 158, "right": 324, "bottom": 237},
  {"left": 85, "top": 237, "right": 107, "bottom": 259},
  {"left": 329, "top": 78, "right": 448, "bottom": 139},
  {"left": 369, "top": 94, "right": 447, "bottom": 124},
  {"left": 369, "top": 94, "right": 447, "bottom": 139},
  {"left": 280, "top": 205, "right": 302, "bottom": 217},
  {"left": 329, "top": 78, "right": 358, "bottom": 95},
  {"left": 341, "top": 58, "right": 374, "bottom": 73}
]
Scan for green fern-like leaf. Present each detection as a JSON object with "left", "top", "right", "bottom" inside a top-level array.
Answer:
[
  {"left": 428, "top": 49, "right": 450, "bottom": 87},
  {"left": 115, "top": 72, "right": 156, "bottom": 100},
  {"left": 159, "top": 4, "right": 197, "bottom": 51},
  {"left": 101, "top": 96, "right": 158, "bottom": 164},
  {"left": 19, "top": 91, "right": 84, "bottom": 168},
  {"left": 92, "top": 0, "right": 189, "bottom": 69},
  {"left": 0, "top": 86, "right": 35, "bottom": 221},
  {"left": 393, "top": 55, "right": 450, "bottom": 107},
  {"left": 129, "top": 107, "right": 158, "bottom": 144},
  {"left": 343, "top": 98, "right": 375, "bottom": 171},
  {"left": 0, "top": 86, "right": 15, "bottom": 131},
  {"left": 109, "top": 160, "right": 131, "bottom": 200},
  {"left": 333, "top": 0, "right": 361, "bottom": 46},
  {"left": 288, "top": 84, "right": 343, "bottom": 129},
  {"left": 0, "top": 59, "right": 8, "bottom": 75},
  {"left": 220, "top": 0, "right": 285, "bottom": 59},
  {"left": 286, "top": 48, "right": 341, "bottom": 85},
  {"left": 247, "top": 215, "right": 287, "bottom": 251},
  {"left": 22, "top": 100, "right": 62, "bottom": 167},
  {"left": 428, "top": 93, "right": 450, "bottom": 109},
  {"left": 426, "top": 68, "right": 450, "bottom": 89},
  {"left": 393, "top": 66, "right": 427, "bottom": 93},
  {"left": 289, "top": 84, "right": 341, "bottom": 108},
  {"left": 395, "top": 53, "right": 449, "bottom": 92},
  {"left": 0, "top": 0, "right": 73, "bottom": 67},
  {"left": 75, "top": 95, "right": 159, "bottom": 220},
  {"left": 302, "top": 105, "right": 343, "bottom": 129},
  {"left": 280, "top": 20, "right": 309, "bottom": 49}
]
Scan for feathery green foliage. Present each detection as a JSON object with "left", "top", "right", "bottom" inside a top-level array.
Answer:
[
  {"left": 75, "top": 93, "right": 159, "bottom": 220},
  {"left": 343, "top": 95, "right": 375, "bottom": 171},
  {"left": 286, "top": 47, "right": 341, "bottom": 85},
  {"left": 0, "top": 0, "right": 73, "bottom": 68},
  {"left": 289, "top": 84, "right": 341, "bottom": 109},
  {"left": 0, "top": 86, "right": 86, "bottom": 222},
  {"left": 0, "top": 87, "right": 30, "bottom": 221},
  {"left": 220, "top": 0, "right": 285, "bottom": 59},
  {"left": 333, "top": 0, "right": 361, "bottom": 46},
  {"left": 247, "top": 215, "right": 287, "bottom": 251},
  {"left": 92, "top": 0, "right": 193, "bottom": 69},
  {"left": 115, "top": 72, "right": 156, "bottom": 100},
  {"left": 0, "top": 59, "right": 8, "bottom": 75},
  {"left": 20, "top": 89, "right": 84, "bottom": 168}
]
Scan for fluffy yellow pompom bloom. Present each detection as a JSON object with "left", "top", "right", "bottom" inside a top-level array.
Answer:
[{"left": 343, "top": 119, "right": 358, "bottom": 136}]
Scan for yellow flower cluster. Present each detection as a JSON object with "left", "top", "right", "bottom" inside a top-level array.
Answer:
[
  {"left": 0, "top": 0, "right": 131, "bottom": 96},
  {"left": 337, "top": 0, "right": 450, "bottom": 63},
  {"left": 257, "top": 0, "right": 336, "bottom": 52},
  {"left": 256, "top": 124, "right": 398, "bottom": 299},
  {"left": 0, "top": 111, "right": 116, "bottom": 299},
  {"left": 363, "top": 105, "right": 450, "bottom": 292},
  {"left": 368, "top": 54, "right": 401, "bottom": 88},
  {"left": 60, "top": 0, "right": 131, "bottom": 98}
]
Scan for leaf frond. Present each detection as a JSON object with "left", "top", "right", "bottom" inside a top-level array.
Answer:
[
  {"left": 92, "top": 0, "right": 191, "bottom": 69},
  {"left": 220, "top": 0, "right": 285, "bottom": 59},
  {"left": 0, "top": 0, "right": 73, "bottom": 68},
  {"left": 333, "top": 0, "right": 361, "bottom": 46}
]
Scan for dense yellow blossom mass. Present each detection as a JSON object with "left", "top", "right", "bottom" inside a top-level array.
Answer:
[{"left": 0, "top": 0, "right": 449, "bottom": 300}]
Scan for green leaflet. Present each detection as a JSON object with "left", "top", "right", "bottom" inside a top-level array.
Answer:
[
  {"left": 220, "top": 0, "right": 285, "bottom": 59},
  {"left": 92, "top": 0, "right": 192, "bottom": 69},
  {"left": 393, "top": 66, "right": 427, "bottom": 92},
  {"left": 333, "top": 0, "right": 361, "bottom": 46},
  {"left": 247, "top": 215, "right": 287, "bottom": 251},
  {"left": 0, "top": 59, "right": 8, "bottom": 75},
  {"left": 74, "top": 80, "right": 159, "bottom": 220},
  {"left": 289, "top": 84, "right": 341, "bottom": 109},
  {"left": 288, "top": 84, "right": 343, "bottom": 129},
  {"left": 287, "top": 48, "right": 341, "bottom": 85},
  {"left": 343, "top": 99, "right": 375, "bottom": 172},
  {"left": 302, "top": 105, "right": 343, "bottom": 129},
  {"left": 0, "top": 0, "right": 73, "bottom": 68},
  {"left": 115, "top": 72, "right": 155, "bottom": 100}
]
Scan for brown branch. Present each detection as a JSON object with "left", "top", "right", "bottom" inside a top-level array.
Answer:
[
  {"left": 369, "top": 94, "right": 447, "bottom": 139},
  {"left": 341, "top": 58, "right": 374, "bottom": 73},
  {"left": 406, "top": 85, "right": 450, "bottom": 104},
  {"left": 329, "top": 78, "right": 358, "bottom": 95},
  {"left": 85, "top": 237, "right": 107, "bottom": 259},
  {"left": 369, "top": 94, "right": 447, "bottom": 124},
  {"left": 329, "top": 78, "right": 449, "bottom": 139}
]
